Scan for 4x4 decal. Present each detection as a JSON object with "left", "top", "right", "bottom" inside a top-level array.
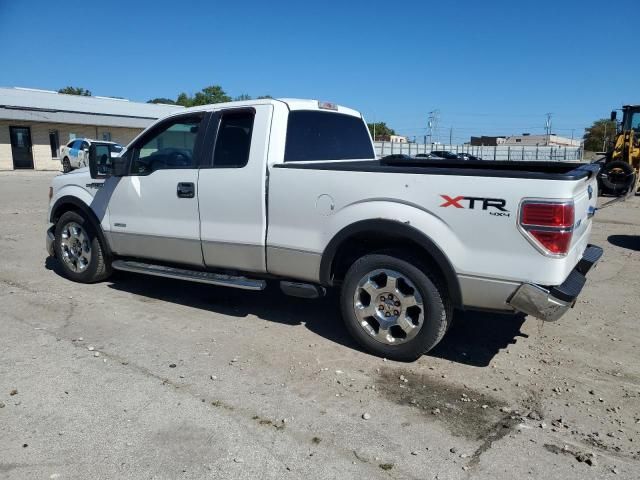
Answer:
[{"left": 440, "top": 195, "right": 510, "bottom": 216}]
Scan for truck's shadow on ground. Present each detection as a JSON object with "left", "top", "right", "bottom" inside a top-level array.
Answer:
[
  {"left": 46, "top": 258, "right": 527, "bottom": 367},
  {"left": 608, "top": 234, "right": 640, "bottom": 252}
]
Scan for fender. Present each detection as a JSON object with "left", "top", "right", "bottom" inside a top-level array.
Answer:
[
  {"left": 49, "top": 195, "right": 113, "bottom": 257},
  {"left": 319, "top": 219, "right": 462, "bottom": 308}
]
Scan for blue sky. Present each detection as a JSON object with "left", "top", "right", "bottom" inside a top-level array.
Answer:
[{"left": 0, "top": 0, "right": 636, "bottom": 142}]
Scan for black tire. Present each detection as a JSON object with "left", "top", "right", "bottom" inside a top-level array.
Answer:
[
  {"left": 54, "top": 211, "right": 112, "bottom": 283},
  {"left": 62, "top": 157, "right": 72, "bottom": 173},
  {"left": 599, "top": 160, "right": 635, "bottom": 196},
  {"left": 340, "top": 252, "right": 451, "bottom": 362}
]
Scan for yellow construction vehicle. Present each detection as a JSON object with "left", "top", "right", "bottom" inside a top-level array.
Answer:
[{"left": 597, "top": 105, "right": 640, "bottom": 196}]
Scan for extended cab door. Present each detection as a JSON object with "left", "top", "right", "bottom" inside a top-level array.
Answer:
[
  {"left": 197, "top": 105, "right": 272, "bottom": 272},
  {"left": 106, "top": 112, "right": 207, "bottom": 266}
]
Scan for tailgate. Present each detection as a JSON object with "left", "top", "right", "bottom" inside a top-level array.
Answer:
[{"left": 570, "top": 168, "right": 598, "bottom": 252}]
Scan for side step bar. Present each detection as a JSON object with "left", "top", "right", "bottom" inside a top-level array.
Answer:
[{"left": 111, "top": 260, "right": 266, "bottom": 291}]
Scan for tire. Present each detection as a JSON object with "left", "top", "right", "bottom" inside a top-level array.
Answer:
[
  {"left": 599, "top": 160, "right": 635, "bottom": 196},
  {"left": 54, "top": 211, "right": 112, "bottom": 283},
  {"left": 340, "top": 252, "right": 451, "bottom": 361},
  {"left": 62, "top": 157, "right": 72, "bottom": 173}
]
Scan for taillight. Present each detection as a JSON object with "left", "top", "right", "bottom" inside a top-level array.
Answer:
[{"left": 519, "top": 201, "right": 575, "bottom": 255}]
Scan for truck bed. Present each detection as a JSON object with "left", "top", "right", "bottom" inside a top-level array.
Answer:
[{"left": 274, "top": 157, "right": 599, "bottom": 181}]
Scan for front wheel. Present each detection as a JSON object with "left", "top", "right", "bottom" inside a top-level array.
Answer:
[
  {"left": 54, "top": 211, "right": 112, "bottom": 283},
  {"left": 599, "top": 160, "right": 635, "bottom": 196},
  {"left": 62, "top": 157, "right": 72, "bottom": 173},
  {"left": 340, "top": 253, "right": 451, "bottom": 361}
]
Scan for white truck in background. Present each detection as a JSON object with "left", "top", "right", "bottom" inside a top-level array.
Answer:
[{"left": 46, "top": 98, "right": 602, "bottom": 361}]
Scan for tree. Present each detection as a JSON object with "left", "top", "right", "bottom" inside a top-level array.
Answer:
[
  {"left": 257, "top": 95, "right": 273, "bottom": 99},
  {"left": 168, "top": 85, "right": 232, "bottom": 107},
  {"left": 58, "top": 86, "right": 91, "bottom": 96},
  {"left": 583, "top": 119, "right": 617, "bottom": 152},
  {"left": 191, "top": 85, "right": 232, "bottom": 106},
  {"left": 176, "top": 92, "right": 191, "bottom": 107},
  {"left": 147, "top": 97, "right": 176, "bottom": 105},
  {"left": 234, "top": 94, "right": 252, "bottom": 101},
  {"left": 367, "top": 122, "right": 395, "bottom": 140}
]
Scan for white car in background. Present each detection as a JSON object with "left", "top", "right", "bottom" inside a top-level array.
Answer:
[{"left": 60, "top": 138, "right": 123, "bottom": 173}]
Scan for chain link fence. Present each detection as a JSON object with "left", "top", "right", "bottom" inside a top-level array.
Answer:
[{"left": 374, "top": 142, "right": 583, "bottom": 162}]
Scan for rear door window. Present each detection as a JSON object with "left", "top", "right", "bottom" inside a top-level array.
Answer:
[
  {"left": 212, "top": 110, "right": 255, "bottom": 168},
  {"left": 284, "top": 111, "right": 374, "bottom": 162}
]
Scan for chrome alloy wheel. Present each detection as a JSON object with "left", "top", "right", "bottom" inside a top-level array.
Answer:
[
  {"left": 352, "top": 269, "right": 424, "bottom": 345},
  {"left": 60, "top": 222, "right": 92, "bottom": 273}
]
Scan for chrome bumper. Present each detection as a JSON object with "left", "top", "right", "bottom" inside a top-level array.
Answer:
[
  {"left": 46, "top": 226, "right": 55, "bottom": 257},
  {"left": 508, "top": 245, "right": 603, "bottom": 322}
]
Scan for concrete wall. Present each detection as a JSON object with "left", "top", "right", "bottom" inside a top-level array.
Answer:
[{"left": 0, "top": 121, "right": 143, "bottom": 170}]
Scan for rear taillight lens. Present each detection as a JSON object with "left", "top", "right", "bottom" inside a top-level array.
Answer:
[{"left": 519, "top": 201, "right": 575, "bottom": 255}]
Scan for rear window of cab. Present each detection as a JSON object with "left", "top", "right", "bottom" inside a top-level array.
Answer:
[{"left": 284, "top": 111, "right": 374, "bottom": 162}]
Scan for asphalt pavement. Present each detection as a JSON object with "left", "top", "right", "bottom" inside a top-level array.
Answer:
[{"left": 1, "top": 171, "right": 639, "bottom": 479}]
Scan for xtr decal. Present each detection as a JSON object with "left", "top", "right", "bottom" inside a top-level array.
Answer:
[{"left": 440, "top": 195, "right": 510, "bottom": 216}]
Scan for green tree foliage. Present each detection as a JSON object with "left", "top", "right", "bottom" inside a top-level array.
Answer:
[
  {"left": 168, "top": 86, "right": 232, "bottom": 107},
  {"left": 176, "top": 92, "right": 190, "bottom": 107},
  {"left": 583, "top": 119, "right": 617, "bottom": 152},
  {"left": 58, "top": 86, "right": 91, "bottom": 96},
  {"left": 147, "top": 97, "right": 176, "bottom": 105},
  {"left": 367, "top": 122, "right": 395, "bottom": 140},
  {"left": 148, "top": 86, "right": 270, "bottom": 107},
  {"left": 257, "top": 95, "right": 273, "bottom": 99}
]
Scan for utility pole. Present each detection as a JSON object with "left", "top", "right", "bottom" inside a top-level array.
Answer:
[
  {"left": 449, "top": 127, "right": 453, "bottom": 146},
  {"left": 603, "top": 122, "right": 607, "bottom": 152},
  {"left": 545, "top": 113, "right": 552, "bottom": 146},
  {"left": 427, "top": 110, "right": 440, "bottom": 145}
]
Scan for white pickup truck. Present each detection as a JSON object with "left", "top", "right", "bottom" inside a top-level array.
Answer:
[{"left": 46, "top": 98, "right": 602, "bottom": 361}]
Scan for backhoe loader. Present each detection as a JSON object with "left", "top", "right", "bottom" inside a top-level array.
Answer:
[{"left": 598, "top": 105, "right": 640, "bottom": 195}]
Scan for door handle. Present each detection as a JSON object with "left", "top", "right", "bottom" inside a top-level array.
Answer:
[{"left": 177, "top": 182, "right": 195, "bottom": 198}]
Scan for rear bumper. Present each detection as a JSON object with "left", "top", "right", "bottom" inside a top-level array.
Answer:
[
  {"left": 508, "top": 244, "right": 603, "bottom": 321},
  {"left": 46, "top": 226, "right": 55, "bottom": 257}
]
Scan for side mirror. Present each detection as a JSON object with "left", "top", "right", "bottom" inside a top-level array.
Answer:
[
  {"left": 610, "top": 111, "right": 617, "bottom": 122},
  {"left": 89, "top": 144, "right": 128, "bottom": 179}
]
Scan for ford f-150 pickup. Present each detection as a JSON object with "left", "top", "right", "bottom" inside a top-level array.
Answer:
[{"left": 46, "top": 98, "right": 602, "bottom": 360}]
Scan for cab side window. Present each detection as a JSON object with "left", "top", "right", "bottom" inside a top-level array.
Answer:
[
  {"left": 212, "top": 111, "right": 254, "bottom": 168},
  {"left": 130, "top": 114, "right": 203, "bottom": 174}
]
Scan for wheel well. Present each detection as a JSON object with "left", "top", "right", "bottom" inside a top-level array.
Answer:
[
  {"left": 51, "top": 202, "right": 82, "bottom": 224},
  {"left": 50, "top": 198, "right": 113, "bottom": 257},
  {"left": 321, "top": 221, "right": 462, "bottom": 308}
]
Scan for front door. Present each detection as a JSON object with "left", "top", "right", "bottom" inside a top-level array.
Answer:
[
  {"left": 9, "top": 126, "right": 34, "bottom": 169},
  {"left": 106, "top": 113, "right": 207, "bottom": 266}
]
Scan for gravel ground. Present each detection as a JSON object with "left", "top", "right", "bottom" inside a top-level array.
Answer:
[{"left": 1, "top": 170, "right": 639, "bottom": 479}]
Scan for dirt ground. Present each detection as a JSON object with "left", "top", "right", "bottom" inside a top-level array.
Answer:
[{"left": 1, "top": 170, "right": 639, "bottom": 479}]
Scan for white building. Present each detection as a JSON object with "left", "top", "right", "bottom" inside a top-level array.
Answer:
[
  {"left": 389, "top": 135, "right": 408, "bottom": 143},
  {"left": 502, "top": 134, "right": 580, "bottom": 147},
  {"left": 0, "top": 87, "right": 183, "bottom": 170}
]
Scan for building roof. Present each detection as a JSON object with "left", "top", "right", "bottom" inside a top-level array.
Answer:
[{"left": 0, "top": 87, "right": 184, "bottom": 128}]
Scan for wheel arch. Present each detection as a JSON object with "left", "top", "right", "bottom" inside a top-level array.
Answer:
[
  {"left": 320, "top": 219, "right": 462, "bottom": 308},
  {"left": 50, "top": 196, "right": 113, "bottom": 257}
]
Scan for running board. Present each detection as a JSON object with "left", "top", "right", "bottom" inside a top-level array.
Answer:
[{"left": 111, "top": 260, "right": 266, "bottom": 291}]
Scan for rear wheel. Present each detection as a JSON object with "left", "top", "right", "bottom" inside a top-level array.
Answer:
[
  {"left": 340, "top": 253, "right": 451, "bottom": 361},
  {"left": 54, "top": 211, "right": 112, "bottom": 283},
  {"left": 62, "top": 157, "right": 72, "bottom": 173}
]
